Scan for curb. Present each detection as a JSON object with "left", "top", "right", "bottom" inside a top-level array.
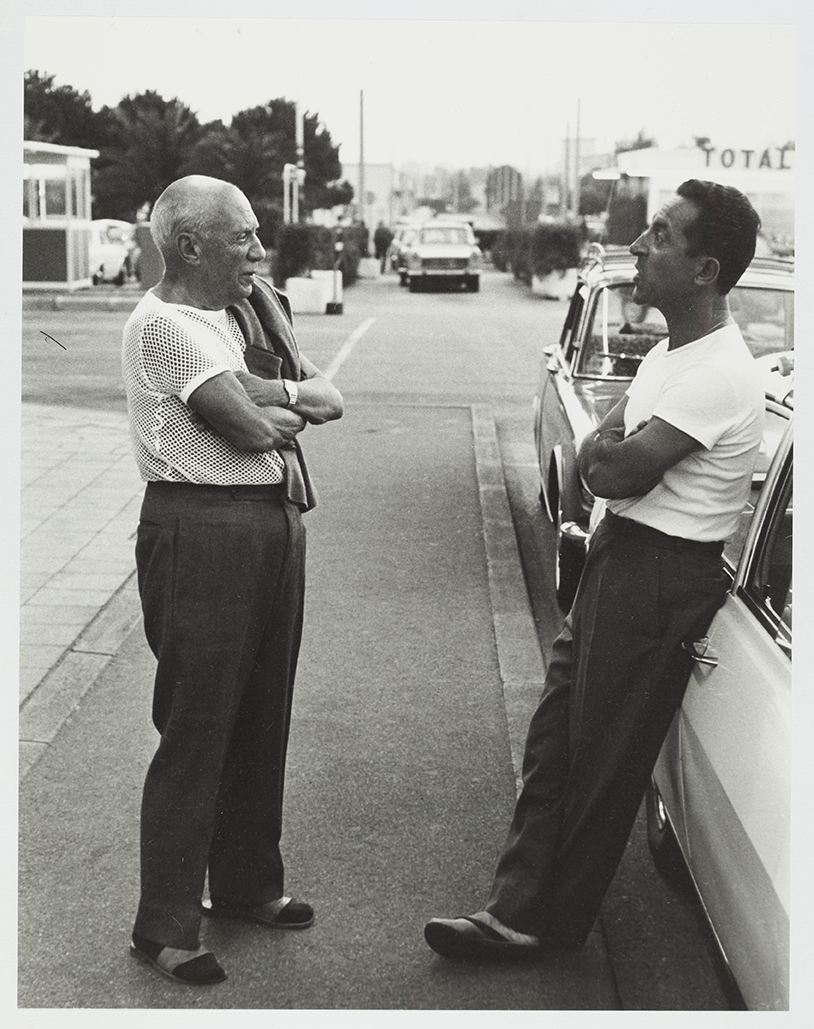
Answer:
[
  {"left": 471, "top": 404, "right": 547, "bottom": 793},
  {"left": 470, "top": 404, "right": 620, "bottom": 1006}
]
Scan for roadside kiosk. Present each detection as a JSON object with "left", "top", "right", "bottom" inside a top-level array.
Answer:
[{"left": 23, "top": 140, "right": 99, "bottom": 291}]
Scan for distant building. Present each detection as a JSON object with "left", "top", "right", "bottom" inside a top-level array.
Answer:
[
  {"left": 594, "top": 145, "right": 795, "bottom": 249},
  {"left": 23, "top": 140, "right": 98, "bottom": 290},
  {"left": 341, "top": 163, "right": 418, "bottom": 228}
]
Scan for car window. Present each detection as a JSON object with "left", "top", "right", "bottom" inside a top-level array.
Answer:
[
  {"left": 576, "top": 284, "right": 667, "bottom": 377},
  {"left": 741, "top": 458, "right": 792, "bottom": 655},
  {"left": 420, "top": 227, "right": 470, "bottom": 245},
  {"left": 728, "top": 286, "right": 793, "bottom": 360},
  {"left": 723, "top": 406, "right": 790, "bottom": 569}
]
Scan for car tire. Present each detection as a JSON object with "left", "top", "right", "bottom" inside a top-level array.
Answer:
[
  {"left": 554, "top": 491, "right": 583, "bottom": 612},
  {"left": 645, "top": 778, "right": 690, "bottom": 887},
  {"left": 113, "top": 268, "right": 125, "bottom": 286},
  {"left": 408, "top": 277, "right": 421, "bottom": 293},
  {"left": 399, "top": 272, "right": 407, "bottom": 287},
  {"left": 467, "top": 276, "right": 480, "bottom": 293}
]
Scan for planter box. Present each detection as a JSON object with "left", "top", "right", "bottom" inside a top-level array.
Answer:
[
  {"left": 284, "top": 271, "right": 342, "bottom": 314},
  {"left": 531, "top": 267, "right": 578, "bottom": 301},
  {"left": 356, "top": 257, "right": 381, "bottom": 279}
]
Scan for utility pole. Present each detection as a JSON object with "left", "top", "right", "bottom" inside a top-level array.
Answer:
[
  {"left": 294, "top": 100, "right": 305, "bottom": 223},
  {"left": 573, "top": 99, "right": 581, "bottom": 218},
  {"left": 359, "top": 89, "right": 366, "bottom": 231}
]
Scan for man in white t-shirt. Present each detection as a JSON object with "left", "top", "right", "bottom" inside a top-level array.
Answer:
[
  {"left": 425, "top": 179, "right": 764, "bottom": 959},
  {"left": 122, "top": 176, "right": 343, "bottom": 984}
]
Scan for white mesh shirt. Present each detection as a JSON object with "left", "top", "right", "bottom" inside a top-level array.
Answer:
[{"left": 121, "top": 291, "right": 285, "bottom": 484}]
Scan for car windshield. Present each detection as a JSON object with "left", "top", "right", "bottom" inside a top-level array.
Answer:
[
  {"left": 576, "top": 283, "right": 794, "bottom": 378},
  {"left": 576, "top": 284, "right": 667, "bottom": 377},
  {"left": 420, "top": 226, "right": 470, "bottom": 245}
]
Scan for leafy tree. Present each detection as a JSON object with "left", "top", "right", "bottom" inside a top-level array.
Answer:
[
  {"left": 24, "top": 70, "right": 105, "bottom": 150},
  {"left": 92, "top": 91, "right": 205, "bottom": 220},
  {"left": 189, "top": 99, "right": 352, "bottom": 245}
]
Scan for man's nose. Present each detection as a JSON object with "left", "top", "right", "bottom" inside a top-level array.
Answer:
[
  {"left": 249, "top": 234, "right": 266, "bottom": 261},
  {"left": 629, "top": 233, "right": 646, "bottom": 256}
]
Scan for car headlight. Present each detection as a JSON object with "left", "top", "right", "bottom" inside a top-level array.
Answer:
[{"left": 407, "top": 253, "right": 421, "bottom": 269}]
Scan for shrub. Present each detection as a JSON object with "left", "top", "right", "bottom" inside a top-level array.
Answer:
[
  {"left": 270, "top": 221, "right": 367, "bottom": 288},
  {"left": 496, "top": 220, "right": 586, "bottom": 285},
  {"left": 529, "top": 220, "right": 585, "bottom": 278}
]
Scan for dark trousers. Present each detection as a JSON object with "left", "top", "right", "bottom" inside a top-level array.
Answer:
[
  {"left": 486, "top": 511, "right": 729, "bottom": 948},
  {"left": 132, "top": 482, "right": 306, "bottom": 950}
]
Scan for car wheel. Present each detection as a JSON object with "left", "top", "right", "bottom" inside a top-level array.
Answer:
[
  {"left": 113, "top": 268, "right": 125, "bottom": 286},
  {"left": 467, "top": 276, "right": 480, "bottom": 293},
  {"left": 399, "top": 272, "right": 407, "bottom": 286},
  {"left": 408, "top": 277, "right": 421, "bottom": 293},
  {"left": 645, "top": 778, "right": 690, "bottom": 887},
  {"left": 554, "top": 491, "right": 583, "bottom": 612}
]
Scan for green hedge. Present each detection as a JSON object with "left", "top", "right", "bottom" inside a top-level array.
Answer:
[
  {"left": 270, "top": 223, "right": 365, "bottom": 288},
  {"left": 496, "top": 220, "right": 585, "bottom": 285}
]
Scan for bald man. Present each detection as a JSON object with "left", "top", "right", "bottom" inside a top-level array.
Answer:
[{"left": 122, "top": 176, "right": 343, "bottom": 984}]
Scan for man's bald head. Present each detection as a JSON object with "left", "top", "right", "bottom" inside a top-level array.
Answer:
[{"left": 150, "top": 176, "right": 245, "bottom": 261}]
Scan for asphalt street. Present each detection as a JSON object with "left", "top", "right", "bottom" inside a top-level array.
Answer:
[{"left": 17, "top": 270, "right": 738, "bottom": 1012}]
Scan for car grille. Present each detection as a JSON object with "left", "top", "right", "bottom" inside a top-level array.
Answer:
[{"left": 422, "top": 258, "right": 468, "bottom": 270}]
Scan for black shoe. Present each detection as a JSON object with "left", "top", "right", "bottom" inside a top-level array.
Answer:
[
  {"left": 203, "top": 895, "right": 314, "bottom": 929},
  {"left": 130, "top": 936, "right": 227, "bottom": 984},
  {"left": 424, "top": 916, "right": 545, "bottom": 961}
]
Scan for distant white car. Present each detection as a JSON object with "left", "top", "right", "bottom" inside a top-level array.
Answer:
[
  {"left": 400, "top": 221, "right": 482, "bottom": 293},
  {"left": 89, "top": 219, "right": 135, "bottom": 285}
]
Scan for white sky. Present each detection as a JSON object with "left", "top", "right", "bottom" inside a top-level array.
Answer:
[{"left": 22, "top": 9, "right": 798, "bottom": 178}]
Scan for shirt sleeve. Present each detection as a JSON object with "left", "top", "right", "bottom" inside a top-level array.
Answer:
[
  {"left": 138, "top": 312, "right": 231, "bottom": 400},
  {"left": 651, "top": 363, "right": 740, "bottom": 450}
]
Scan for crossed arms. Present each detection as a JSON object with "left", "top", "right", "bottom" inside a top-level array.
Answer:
[
  {"left": 187, "top": 353, "right": 343, "bottom": 453},
  {"left": 578, "top": 397, "right": 702, "bottom": 500}
]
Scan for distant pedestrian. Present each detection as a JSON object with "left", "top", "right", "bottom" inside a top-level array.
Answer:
[
  {"left": 425, "top": 180, "right": 764, "bottom": 959},
  {"left": 121, "top": 174, "right": 343, "bottom": 984},
  {"left": 373, "top": 221, "right": 394, "bottom": 273}
]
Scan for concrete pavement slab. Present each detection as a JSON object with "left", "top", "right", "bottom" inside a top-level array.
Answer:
[{"left": 19, "top": 403, "right": 144, "bottom": 720}]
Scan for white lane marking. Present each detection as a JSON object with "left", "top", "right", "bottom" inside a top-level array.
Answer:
[{"left": 323, "top": 317, "right": 376, "bottom": 381}]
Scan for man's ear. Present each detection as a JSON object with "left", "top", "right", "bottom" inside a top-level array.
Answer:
[
  {"left": 176, "top": 232, "right": 201, "bottom": 265},
  {"left": 694, "top": 255, "right": 721, "bottom": 289}
]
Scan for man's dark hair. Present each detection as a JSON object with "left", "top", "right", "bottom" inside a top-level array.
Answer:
[{"left": 676, "top": 179, "right": 761, "bottom": 294}]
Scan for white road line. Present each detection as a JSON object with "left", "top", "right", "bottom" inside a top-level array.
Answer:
[{"left": 323, "top": 317, "right": 376, "bottom": 381}]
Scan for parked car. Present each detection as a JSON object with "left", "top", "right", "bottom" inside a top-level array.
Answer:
[
  {"left": 399, "top": 220, "right": 482, "bottom": 292},
  {"left": 646, "top": 383, "right": 792, "bottom": 1011},
  {"left": 389, "top": 222, "right": 420, "bottom": 273},
  {"left": 89, "top": 219, "right": 136, "bottom": 285},
  {"left": 533, "top": 243, "right": 794, "bottom": 609}
]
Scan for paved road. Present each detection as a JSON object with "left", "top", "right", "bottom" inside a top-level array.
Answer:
[{"left": 18, "top": 270, "right": 738, "bottom": 1009}]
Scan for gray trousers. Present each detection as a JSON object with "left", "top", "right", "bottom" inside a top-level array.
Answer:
[
  {"left": 132, "top": 481, "right": 306, "bottom": 949},
  {"left": 486, "top": 511, "right": 729, "bottom": 948}
]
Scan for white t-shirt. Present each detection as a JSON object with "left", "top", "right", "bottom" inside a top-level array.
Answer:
[
  {"left": 608, "top": 323, "right": 765, "bottom": 541},
  {"left": 121, "top": 290, "right": 285, "bottom": 484}
]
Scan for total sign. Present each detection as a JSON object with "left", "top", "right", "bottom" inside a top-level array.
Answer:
[{"left": 698, "top": 145, "right": 795, "bottom": 171}]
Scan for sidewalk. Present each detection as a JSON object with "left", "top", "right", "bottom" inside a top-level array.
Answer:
[{"left": 19, "top": 403, "right": 145, "bottom": 779}]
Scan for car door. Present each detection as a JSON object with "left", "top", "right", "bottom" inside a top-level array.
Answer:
[{"left": 676, "top": 424, "right": 792, "bottom": 1010}]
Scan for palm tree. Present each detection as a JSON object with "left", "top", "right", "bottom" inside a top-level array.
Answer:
[{"left": 92, "top": 91, "right": 205, "bottom": 220}]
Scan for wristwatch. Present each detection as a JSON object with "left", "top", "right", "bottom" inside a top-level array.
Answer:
[{"left": 282, "top": 379, "right": 299, "bottom": 408}]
